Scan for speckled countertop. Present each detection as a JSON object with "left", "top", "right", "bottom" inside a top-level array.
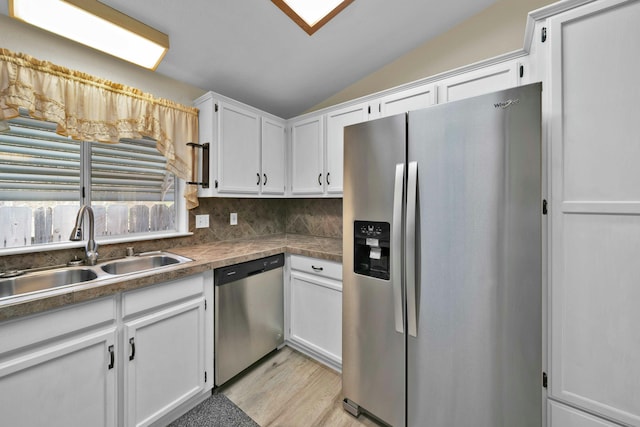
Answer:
[{"left": 0, "top": 234, "right": 342, "bottom": 322}]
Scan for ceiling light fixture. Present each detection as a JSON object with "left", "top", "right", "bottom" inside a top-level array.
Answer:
[
  {"left": 9, "top": 0, "right": 169, "bottom": 70},
  {"left": 272, "top": 0, "right": 355, "bottom": 35}
]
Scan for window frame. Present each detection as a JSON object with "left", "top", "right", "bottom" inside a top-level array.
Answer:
[{"left": 0, "top": 116, "right": 190, "bottom": 256}]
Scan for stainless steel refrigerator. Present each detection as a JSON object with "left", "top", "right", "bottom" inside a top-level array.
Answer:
[{"left": 342, "top": 83, "right": 542, "bottom": 427}]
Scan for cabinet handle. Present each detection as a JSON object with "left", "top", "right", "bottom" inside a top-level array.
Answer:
[
  {"left": 311, "top": 265, "right": 324, "bottom": 272},
  {"left": 326, "top": 172, "right": 331, "bottom": 185},
  {"left": 129, "top": 337, "right": 136, "bottom": 361},
  {"left": 318, "top": 173, "right": 322, "bottom": 186},
  {"left": 263, "top": 173, "right": 267, "bottom": 185},
  {"left": 257, "top": 173, "right": 260, "bottom": 186},
  {"left": 108, "top": 345, "right": 114, "bottom": 370}
]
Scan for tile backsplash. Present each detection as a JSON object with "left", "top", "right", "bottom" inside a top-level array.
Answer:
[
  {"left": 190, "top": 197, "right": 343, "bottom": 241},
  {"left": 0, "top": 197, "right": 342, "bottom": 271}
]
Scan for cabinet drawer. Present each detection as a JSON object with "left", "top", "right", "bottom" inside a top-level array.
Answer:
[
  {"left": 122, "top": 274, "right": 205, "bottom": 318},
  {"left": 549, "top": 400, "right": 618, "bottom": 427},
  {"left": 0, "top": 297, "right": 116, "bottom": 354},
  {"left": 290, "top": 255, "right": 342, "bottom": 280}
]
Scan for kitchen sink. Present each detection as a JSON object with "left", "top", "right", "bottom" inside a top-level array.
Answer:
[
  {"left": 99, "top": 253, "right": 189, "bottom": 275},
  {"left": 0, "top": 267, "right": 99, "bottom": 300},
  {"left": 0, "top": 251, "right": 191, "bottom": 301}
]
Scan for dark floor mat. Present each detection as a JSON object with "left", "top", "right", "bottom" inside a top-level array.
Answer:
[{"left": 169, "top": 392, "right": 260, "bottom": 427}]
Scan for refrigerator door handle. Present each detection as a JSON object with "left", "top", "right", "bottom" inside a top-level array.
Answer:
[
  {"left": 406, "top": 161, "right": 418, "bottom": 337},
  {"left": 392, "top": 163, "right": 405, "bottom": 334}
]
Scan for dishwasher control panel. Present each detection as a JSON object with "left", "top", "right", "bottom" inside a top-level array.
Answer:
[{"left": 214, "top": 253, "right": 284, "bottom": 286}]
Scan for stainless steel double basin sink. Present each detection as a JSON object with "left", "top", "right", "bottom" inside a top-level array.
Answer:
[{"left": 0, "top": 252, "right": 192, "bottom": 301}]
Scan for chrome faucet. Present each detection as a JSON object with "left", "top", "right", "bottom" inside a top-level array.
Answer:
[{"left": 69, "top": 205, "right": 99, "bottom": 265}]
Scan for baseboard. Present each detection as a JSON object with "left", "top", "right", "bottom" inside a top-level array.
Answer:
[
  {"left": 150, "top": 389, "right": 212, "bottom": 427},
  {"left": 285, "top": 339, "right": 342, "bottom": 373}
]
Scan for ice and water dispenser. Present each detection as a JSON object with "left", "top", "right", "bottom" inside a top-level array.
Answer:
[{"left": 353, "top": 220, "right": 390, "bottom": 280}]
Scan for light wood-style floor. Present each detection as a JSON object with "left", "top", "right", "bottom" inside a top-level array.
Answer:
[{"left": 220, "top": 346, "right": 381, "bottom": 427}]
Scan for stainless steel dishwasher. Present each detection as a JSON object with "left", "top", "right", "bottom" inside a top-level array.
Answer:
[{"left": 214, "top": 253, "right": 284, "bottom": 386}]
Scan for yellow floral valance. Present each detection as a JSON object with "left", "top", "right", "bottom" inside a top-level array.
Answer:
[{"left": 0, "top": 48, "right": 200, "bottom": 209}]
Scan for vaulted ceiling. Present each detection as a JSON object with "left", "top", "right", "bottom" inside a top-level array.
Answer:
[{"left": 1, "top": 0, "right": 497, "bottom": 118}]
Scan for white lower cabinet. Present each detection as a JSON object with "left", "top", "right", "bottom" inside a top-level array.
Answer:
[
  {"left": 549, "top": 400, "right": 620, "bottom": 427},
  {"left": 122, "top": 274, "right": 207, "bottom": 427},
  {"left": 0, "top": 272, "right": 213, "bottom": 427},
  {"left": 287, "top": 255, "right": 342, "bottom": 371},
  {"left": 0, "top": 297, "right": 118, "bottom": 427}
]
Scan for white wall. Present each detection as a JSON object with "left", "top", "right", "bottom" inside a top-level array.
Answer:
[
  {"left": 308, "top": 0, "right": 557, "bottom": 112},
  {"left": 0, "top": 14, "right": 205, "bottom": 106}
]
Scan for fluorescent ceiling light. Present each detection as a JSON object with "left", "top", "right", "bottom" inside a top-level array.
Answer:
[
  {"left": 9, "top": 0, "right": 169, "bottom": 70},
  {"left": 272, "top": 0, "right": 354, "bottom": 35}
]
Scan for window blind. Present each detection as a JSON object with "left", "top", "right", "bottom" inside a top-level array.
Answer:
[
  {"left": 0, "top": 119, "right": 81, "bottom": 201},
  {"left": 91, "top": 138, "right": 174, "bottom": 202}
]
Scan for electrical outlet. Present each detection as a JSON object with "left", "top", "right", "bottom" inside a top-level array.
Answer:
[
  {"left": 230, "top": 212, "right": 238, "bottom": 225},
  {"left": 195, "top": 214, "right": 209, "bottom": 228}
]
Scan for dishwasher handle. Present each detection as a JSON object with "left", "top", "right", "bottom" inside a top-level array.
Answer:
[{"left": 247, "top": 268, "right": 266, "bottom": 277}]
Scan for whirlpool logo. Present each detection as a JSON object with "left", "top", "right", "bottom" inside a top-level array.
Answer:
[{"left": 494, "top": 99, "right": 520, "bottom": 109}]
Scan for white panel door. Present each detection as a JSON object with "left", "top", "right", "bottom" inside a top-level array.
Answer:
[
  {"left": 378, "top": 84, "right": 436, "bottom": 117},
  {"left": 261, "top": 117, "right": 286, "bottom": 195},
  {"left": 0, "top": 328, "right": 117, "bottom": 427},
  {"left": 548, "top": 1, "right": 640, "bottom": 425},
  {"left": 325, "top": 103, "right": 368, "bottom": 194},
  {"left": 438, "top": 60, "right": 520, "bottom": 103},
  {"left": 123, "top": 298, "right": 205, "bottom": 427},
  {"left": 290, "top": 115, "right": 324, "bottom": 195},
  {"left": 217, "top": 101, "right": 261, "bottom": 194},
  {"left": 289, "top": 271, "right": 342, "bottom": 365}
]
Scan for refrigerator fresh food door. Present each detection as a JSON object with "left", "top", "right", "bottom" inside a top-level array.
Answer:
[
  {"left": 406, "top": 83, "right": 542, "bottom": 427},
  {"left": 343, "top": 114, "right": 407, "bottom": 427}
]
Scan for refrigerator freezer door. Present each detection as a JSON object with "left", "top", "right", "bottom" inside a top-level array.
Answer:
[
  {"left": 407, "top": 83, "right": 542, "bottom": 427},
  {"left": 343, "top": 114, "right": 407, "bottom": 427}
]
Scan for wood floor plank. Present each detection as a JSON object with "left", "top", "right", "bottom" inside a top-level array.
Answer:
[{"left": 221, "top": 346, "right": 380, "bottom": 427}]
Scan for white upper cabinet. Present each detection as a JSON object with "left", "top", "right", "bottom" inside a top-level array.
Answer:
[
  {"left": 290, "top": 115, "right": 325, "bottom": 195},
  {"left": 261, "top": 117, "right": 287, "bottom": 195},
  {"left": 376, "top": 84, "right": 436, "bottom": 118},
  {"left": 193, "top": 92, "right": 286, "bottom": 198},
  {"left": 325, "top": 103, "right": 369, "bottom": 194},
  {"left": 437, "top": 59, "right": 522, "bottom": 103},
  {"left": 548, "top": 1, "right": 640, "bottom": 426},
  {"left": 217, "top": 101, "right": 261, "bottom": 194}
]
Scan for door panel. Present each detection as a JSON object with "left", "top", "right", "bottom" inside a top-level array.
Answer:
[
  {"left": 342, "top": 114, "right": 406, "bottom": 427},
  {"left": 407, "top": 84, "right": 542, "bottom": 427}
]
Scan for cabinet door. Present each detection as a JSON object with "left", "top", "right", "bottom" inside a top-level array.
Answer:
[
  {"left": 261, "top": 117, "right": 286, "bottom": 195},
  {"left": 325, "top": 103, "right": 368, "bottom": 195},
  {"left": 377, "top": 84, "right": 436, "bottom": 117},
  {"left": 290, "top": 115, "right": 324, "bottom": 195},
  {"left": 289, "top": 271, "right": 342, "bottom": 366},
  {"left": 548, "top": 1, "right": 640, "bottom": 426},
  {"left": 217, "top": 101, "right": 261, "bottom": 194},
  {"left": 0, "top": 328, "right": 117, "bottom": 427},
  {"left": 123, "top": 298, "right": 205, "bottom": 427},
  {"left": 437, "top": 60, "right": 520, "bottom": 103}
]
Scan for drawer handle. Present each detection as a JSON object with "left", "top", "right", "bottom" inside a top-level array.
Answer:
[
  {"left": 311, "top": 265, "right": 324, "bottom": 272},
  {"left": 129, "top": 337, "right": 136, "bottom": 361}
]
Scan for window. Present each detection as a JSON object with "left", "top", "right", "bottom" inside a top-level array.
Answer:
[{"left": 0, "top": 114, "right": 184, "bottom": 251}]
